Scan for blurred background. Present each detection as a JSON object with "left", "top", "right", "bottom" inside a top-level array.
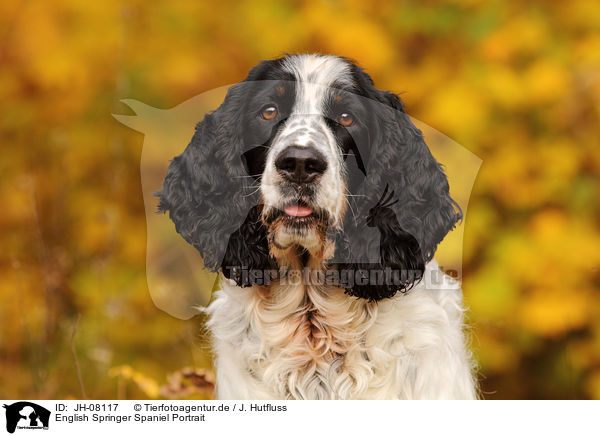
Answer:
[{"left": 1, "top": 0, "right": 599, "bottom": 400}]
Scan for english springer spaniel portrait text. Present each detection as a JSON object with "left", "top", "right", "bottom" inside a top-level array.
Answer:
[{"left": 157, "top": 54, "right": 477, "bottom": 399}]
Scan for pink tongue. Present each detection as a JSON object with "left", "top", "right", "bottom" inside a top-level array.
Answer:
[{"left": 284, "top": 205, "right": 313, "bottom": 217}]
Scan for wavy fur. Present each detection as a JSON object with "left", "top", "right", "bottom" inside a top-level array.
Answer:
[{"left": 207, "top": 261, "right": 476, "bottom": 399}]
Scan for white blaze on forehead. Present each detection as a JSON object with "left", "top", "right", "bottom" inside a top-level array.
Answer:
[
  {"left": 282, "top": 54, "right": 353, "bottom": 116},
  {"left": 260, "top": 54, "right": 351, "bottom": 230}
]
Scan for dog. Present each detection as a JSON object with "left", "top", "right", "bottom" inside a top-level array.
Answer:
[{"left": 157, "top": 54, "right": 477, "bottom": 399}]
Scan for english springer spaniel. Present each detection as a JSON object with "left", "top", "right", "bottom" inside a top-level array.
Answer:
[{"left": 158, "top": 54, "right": 477, "bottom": 399}]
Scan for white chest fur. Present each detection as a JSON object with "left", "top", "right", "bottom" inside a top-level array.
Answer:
[{"left": 205, "top": 261, "right": 476, "bottom": 399}]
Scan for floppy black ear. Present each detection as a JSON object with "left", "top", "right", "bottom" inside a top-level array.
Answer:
[
  {"left": 220, "top": 205, "right": 274, "bottom": 287},
  {"left": 371, "top": 91, "right": 463, "bottom": 262},
  {"left": 334, "top": 186, "right": 426, "bottom": 301},
  {"left": 156, "top": 83, "right": 272, "bottom": 284},
  {"left": 334, "top": 66, "right": 462, "bottom": 300}
]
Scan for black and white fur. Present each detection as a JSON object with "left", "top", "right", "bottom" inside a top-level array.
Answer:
[{"left": 158, "top": 54, "right": 477, "bottom": 399}]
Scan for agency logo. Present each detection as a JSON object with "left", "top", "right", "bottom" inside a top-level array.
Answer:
[{"left": 3, "top": 402, "right": 50, "bottom": 434}]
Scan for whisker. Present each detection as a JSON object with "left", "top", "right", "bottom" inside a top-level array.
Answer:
[
  {"left": 346, "top": 197, "right": 359, "bottom": 225},
  {"left": 241, "top": 186, "right": 261, "bottom": 198},
  {"left": 241, "top": 181, "right": 261, "bottom": 189}
]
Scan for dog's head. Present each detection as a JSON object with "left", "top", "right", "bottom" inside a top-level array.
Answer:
[{"left": 157, "top": 54, "right": 461, "bottom": 300}]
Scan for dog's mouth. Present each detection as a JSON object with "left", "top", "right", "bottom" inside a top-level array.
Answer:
[
  {"left": 263, "top": 199, "right": 328, "bottom": 229},
  {"left": 282, "top": 200, "right": 328, "bottom": 227},
  {"left": 281, "top": 201, "right": 314, "bottom": 225},
  {"left": 284, "top": 204, "right": 313, "bottom": 218}
]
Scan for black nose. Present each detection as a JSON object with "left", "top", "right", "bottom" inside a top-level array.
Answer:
[{"left": 275, "top": 146, "right": 327, "bottom": 183}]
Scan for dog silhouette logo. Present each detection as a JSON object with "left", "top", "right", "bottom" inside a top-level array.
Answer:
[{"left": 3, "top": 402, "right": 50, "bottom": 433}]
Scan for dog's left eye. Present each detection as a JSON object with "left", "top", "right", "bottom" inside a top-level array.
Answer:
[
  {"left": 261, "top": 105, "right": 278, "bottom": 120},
  {"left": 338, "top": 112, "right": 354, "bottom": 127}
]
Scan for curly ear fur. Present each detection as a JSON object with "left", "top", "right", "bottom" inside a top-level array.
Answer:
[
  {"left": 372, "top": 94, "right": 463, "bottom": 262},
  {"left": 334, "top": 65, "right": 462, "bottom": 300},
  {"left": 156, "top": 83, "right": 272, "bottom": 284},
  {"left": 220, "top": 205, "right": 274, "bottom": 287}
]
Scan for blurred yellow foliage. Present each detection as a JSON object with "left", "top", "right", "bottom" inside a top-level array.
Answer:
[
  {"left": 0, "top": 0, "right": 599, "bottom": 399},
  {"left": 109, "top": 365, "right": 160, "bottom": 399}
]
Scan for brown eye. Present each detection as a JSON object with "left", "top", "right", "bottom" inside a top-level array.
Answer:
[
  {"left": 261, "top": 105, "right": 278, "bottom": 120},
  {"left": 338, "top": 113, "right": 354, "bottom": 127}
]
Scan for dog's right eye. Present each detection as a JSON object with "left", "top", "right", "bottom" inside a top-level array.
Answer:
[
  {"left": 261, "top": 105, "right": 278, "bottom": 120},
  {"left": 338, "top": 112, "right": 354, "bottom": 127}
]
